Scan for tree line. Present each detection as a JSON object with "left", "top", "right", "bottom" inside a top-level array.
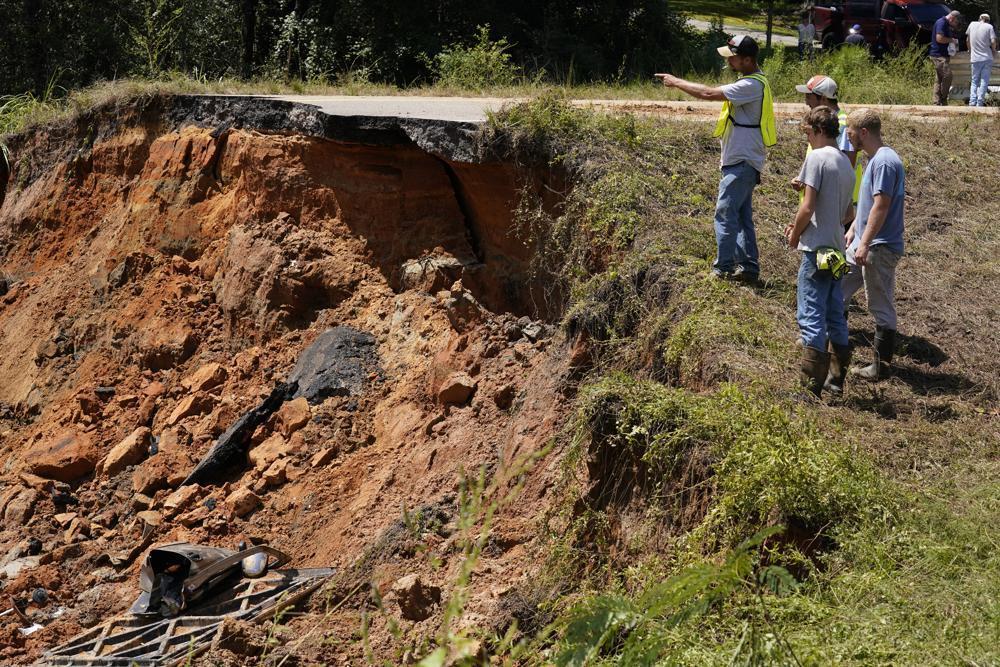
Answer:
[{"left": 0, "top": 0, "right": 726, "bottom": 95}]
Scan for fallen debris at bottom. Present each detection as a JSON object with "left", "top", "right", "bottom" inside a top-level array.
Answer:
[{"left": 37, "top": 543, "right": 333, "bottom": 667}]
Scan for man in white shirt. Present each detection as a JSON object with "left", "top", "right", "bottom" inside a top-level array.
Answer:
[
  {"left": 798, "top": 13, "right": 816, "bottom": 60},
  {"left": 966, "top": 14, "right": 997, "bottom": 106}
]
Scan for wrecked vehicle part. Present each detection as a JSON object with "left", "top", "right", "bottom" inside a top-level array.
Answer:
[
  {"left": 131, "top": 542, "right": 292, "bottom": 617},
  {"left": 40, "top": 565, "right": 333, "bottom": 666},
  {"left": 180, "top": 381, "right": 297, "bottom": 486},
  {"left": 182, "top": 326, "right": 379, "bottom": 487}
]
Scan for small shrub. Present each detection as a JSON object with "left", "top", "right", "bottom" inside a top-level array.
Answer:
[
  {"left": 580, "top": 375, "right": 893, "bottom": 545},
  {"left": 434, "top": 25, "right": 522, "bottom": 90}
]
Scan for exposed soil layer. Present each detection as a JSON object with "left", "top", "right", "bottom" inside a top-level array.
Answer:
[{"left": 0, "top": 96, "right": 572, "bottom": 663}]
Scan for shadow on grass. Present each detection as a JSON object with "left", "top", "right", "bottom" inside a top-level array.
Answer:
[
  {"left": 848, "top": 330, "right": 949, "bottom": 368},
  {"left": 897, "top": 332, "right": 948, "bottom": 367},
  {"left": 892, "top": 365, "right": 978, "bottom": 398}
]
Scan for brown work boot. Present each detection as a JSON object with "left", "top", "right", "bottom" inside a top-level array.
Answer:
[
  {"left": 853, "top": 327, "right": 895, "bottom": 381},
  {"left": 800, "top": 347, "right": 831, "bottom": 398},
  {"left": 824, "top": 342, "right": 852, "bottom": 395}
]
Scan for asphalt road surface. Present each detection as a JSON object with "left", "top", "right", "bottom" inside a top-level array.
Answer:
[
  {"left": 259, "top": 95, "right": 997, "bottom": 124},
  {"left": 686, "top": 18, "right": 799, "bottom": 47}
]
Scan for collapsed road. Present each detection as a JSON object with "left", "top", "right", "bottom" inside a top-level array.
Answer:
[{"left": 0, "top": 93, "right": 568, "bottom": 664}]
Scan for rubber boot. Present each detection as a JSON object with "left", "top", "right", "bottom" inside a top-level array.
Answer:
[
  {"left": 800, "top": 347, "right": 831, "bottom": 398},
  {"left": 853, "top": 327, "right": 895, "bottom": 381},
  {"left": 824, "top": 342, "right": 852, "bottom": 395}
]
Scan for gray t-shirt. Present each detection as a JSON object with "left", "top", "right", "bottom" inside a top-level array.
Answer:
[
  {"left": 796, "top": 146, "right": 854, "bottom": 252},
  {"left": 966, "top": 21, "right": 997, "bottom": 62},
  {"left": 719, "top": 75, "right": 766, "bottom": 173}
]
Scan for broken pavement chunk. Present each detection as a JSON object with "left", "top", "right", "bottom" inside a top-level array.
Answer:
[
  {"left": 182, "top": 382, "right": 296, "bottom": 486},
  {"left": 183, "top": 326, "right": 379, "bottom": 487},
  {"left": 288, "top": 326, "right": 378, "bottom": 402}
]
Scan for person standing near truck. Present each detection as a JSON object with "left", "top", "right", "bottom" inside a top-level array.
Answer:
[
  {"left": 655, "top": 35, "right": 776, "bottom": 284},
  {"left": 930, "top": 10, "right": 961, "bottom": 105},
  {"left": 798, "top": 13, "right": 816, "bottom": 59},
  {"left": 966, "top": 14, "right": 997, "bottom": 106},
  {"left": 845, "top": 24, "right": 866, "bottom": 48}
]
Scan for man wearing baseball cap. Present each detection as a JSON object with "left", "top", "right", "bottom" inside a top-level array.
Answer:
[
  {"left": 845, "top": 24, "right": 866, "bottom": 48},
  {"left": 656, "top": 35, "right": 776, "bottom": 284},
  {"left": 792, "top": 75, "right": 862, "bottom": 215}
]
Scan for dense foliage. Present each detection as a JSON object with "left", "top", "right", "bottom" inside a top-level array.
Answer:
[{"left": 0, "top": 0, "right": 730, "bottom": 95}]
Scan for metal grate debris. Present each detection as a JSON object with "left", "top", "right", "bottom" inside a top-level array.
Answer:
[{"left": 38, "top": 567, "right": 333, "bottom": 666}]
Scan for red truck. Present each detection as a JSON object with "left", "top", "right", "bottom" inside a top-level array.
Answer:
[{"left": 813, "top": 0, "right": 952, "bottom": 52}]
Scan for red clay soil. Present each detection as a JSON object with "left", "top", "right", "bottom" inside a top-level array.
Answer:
[{"left": 0, "top": 109, "right": 576, "bottom": 663}]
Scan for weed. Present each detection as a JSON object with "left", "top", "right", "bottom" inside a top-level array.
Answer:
[
  {"left": 763, "top": 43, "right": 934, "bottom": 106},
  {"left": 579, "top": 376, "right": 893, "bottom": 546},
  {"left": 553, "top": 527, "right": 799, "bottom": 667},
  {"left": 433, "top": 25, "right": 525, "bottom": 90}
]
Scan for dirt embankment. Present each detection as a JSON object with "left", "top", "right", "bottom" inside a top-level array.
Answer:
[{"left": 0, "top": 96, "right": 574, "bottom": 663}]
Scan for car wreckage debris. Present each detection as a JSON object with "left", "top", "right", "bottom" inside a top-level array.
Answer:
[
  {"left": 38, "top": 542, "right": 333, "bottom": 667},
  {"left": 181, "top": 326, "right": 378, "bottom": 487}
]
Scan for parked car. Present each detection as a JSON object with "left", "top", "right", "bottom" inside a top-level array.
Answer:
[{"left": 813, "top": 0, "right": 952, "bottom": 52}]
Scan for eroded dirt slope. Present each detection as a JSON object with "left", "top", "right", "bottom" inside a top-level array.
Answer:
[{"left": 0, "top": 97, "right": 572, "bottom": 663}]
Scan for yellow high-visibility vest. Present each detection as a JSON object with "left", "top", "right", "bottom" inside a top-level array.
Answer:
[
  {"left": 713, "top": 73, "right": 777, "bottom": 147},
  {"left": 800, "top": 108, "right": 864, "bottom": 204},
  {"left": 840, "top": 109, "right": 864, "bottom": 204}
]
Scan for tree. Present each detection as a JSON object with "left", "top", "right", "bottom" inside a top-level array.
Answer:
[{"left": 241, "top": 0, "right": 256, "bottom": 78}]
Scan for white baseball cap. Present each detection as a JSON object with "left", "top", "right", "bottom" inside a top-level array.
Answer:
[{"left": 795, "top": 74, "right": 839, "bottom": 99}]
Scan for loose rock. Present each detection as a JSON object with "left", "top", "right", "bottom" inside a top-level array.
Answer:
[
  {"left": 99, "top": 427, "right": 152, "bottom": 477},
  {"left": 391, "top": 574, "right": 442, "bottom": 621},
  {"left": 3, "top": 488, "right": 38, "bottom": 526},
  {"left": 24, "top": 430, "right": 98, "bottom": 482},
  {"left": 226, "top": 487, "right": 260, "bottom": 518},
  {"left": 437, "top": 372, "right": 477, "bottom": 405},
  {"left": 182, "top": 362, "right": 228, "bottom": 393},
  {"left": 275, "top": 397, "right": 310, "bottom": 437},
  {"left": 165, "top": 393, "right": 216, "bottom": 427}
]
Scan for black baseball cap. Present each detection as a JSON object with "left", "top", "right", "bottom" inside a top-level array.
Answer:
[{"left": 717, "top": 35, "right": 760, "bottom": 58}]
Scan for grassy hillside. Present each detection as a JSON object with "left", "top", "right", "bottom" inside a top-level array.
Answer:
[{"left": 472, "top": 97, "right": 1000, "bottom": 665}]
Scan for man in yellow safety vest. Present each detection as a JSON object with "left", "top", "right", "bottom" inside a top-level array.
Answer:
[
  {"left": 656, "top": 35, "right": 776, "bottom": 285},
  {"left": 791, "top": 75, "right": 863, "bottom": 220}
]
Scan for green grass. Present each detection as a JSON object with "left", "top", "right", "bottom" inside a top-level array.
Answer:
[{"left": 474, "top": 96, "right": 1000, "bottom": 666}]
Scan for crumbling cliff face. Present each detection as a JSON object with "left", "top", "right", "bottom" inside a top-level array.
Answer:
[{"left": 0, "top": 96, "right": 571, "bottom": 662}]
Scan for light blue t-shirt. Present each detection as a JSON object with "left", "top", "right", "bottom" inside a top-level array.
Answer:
[{"left": 851, "top": 146, "right": 905, "bottom": 255}]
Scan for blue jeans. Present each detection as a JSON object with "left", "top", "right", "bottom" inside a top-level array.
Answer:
[
  {"left": 713, "top": 161, "right": 760, "bottom": 276},
  {"left": 970, "top": 60, "right": 992, "bottom": 106},
  {"left": 797, "top": 251, "right": 849, "bottom": 351}
]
